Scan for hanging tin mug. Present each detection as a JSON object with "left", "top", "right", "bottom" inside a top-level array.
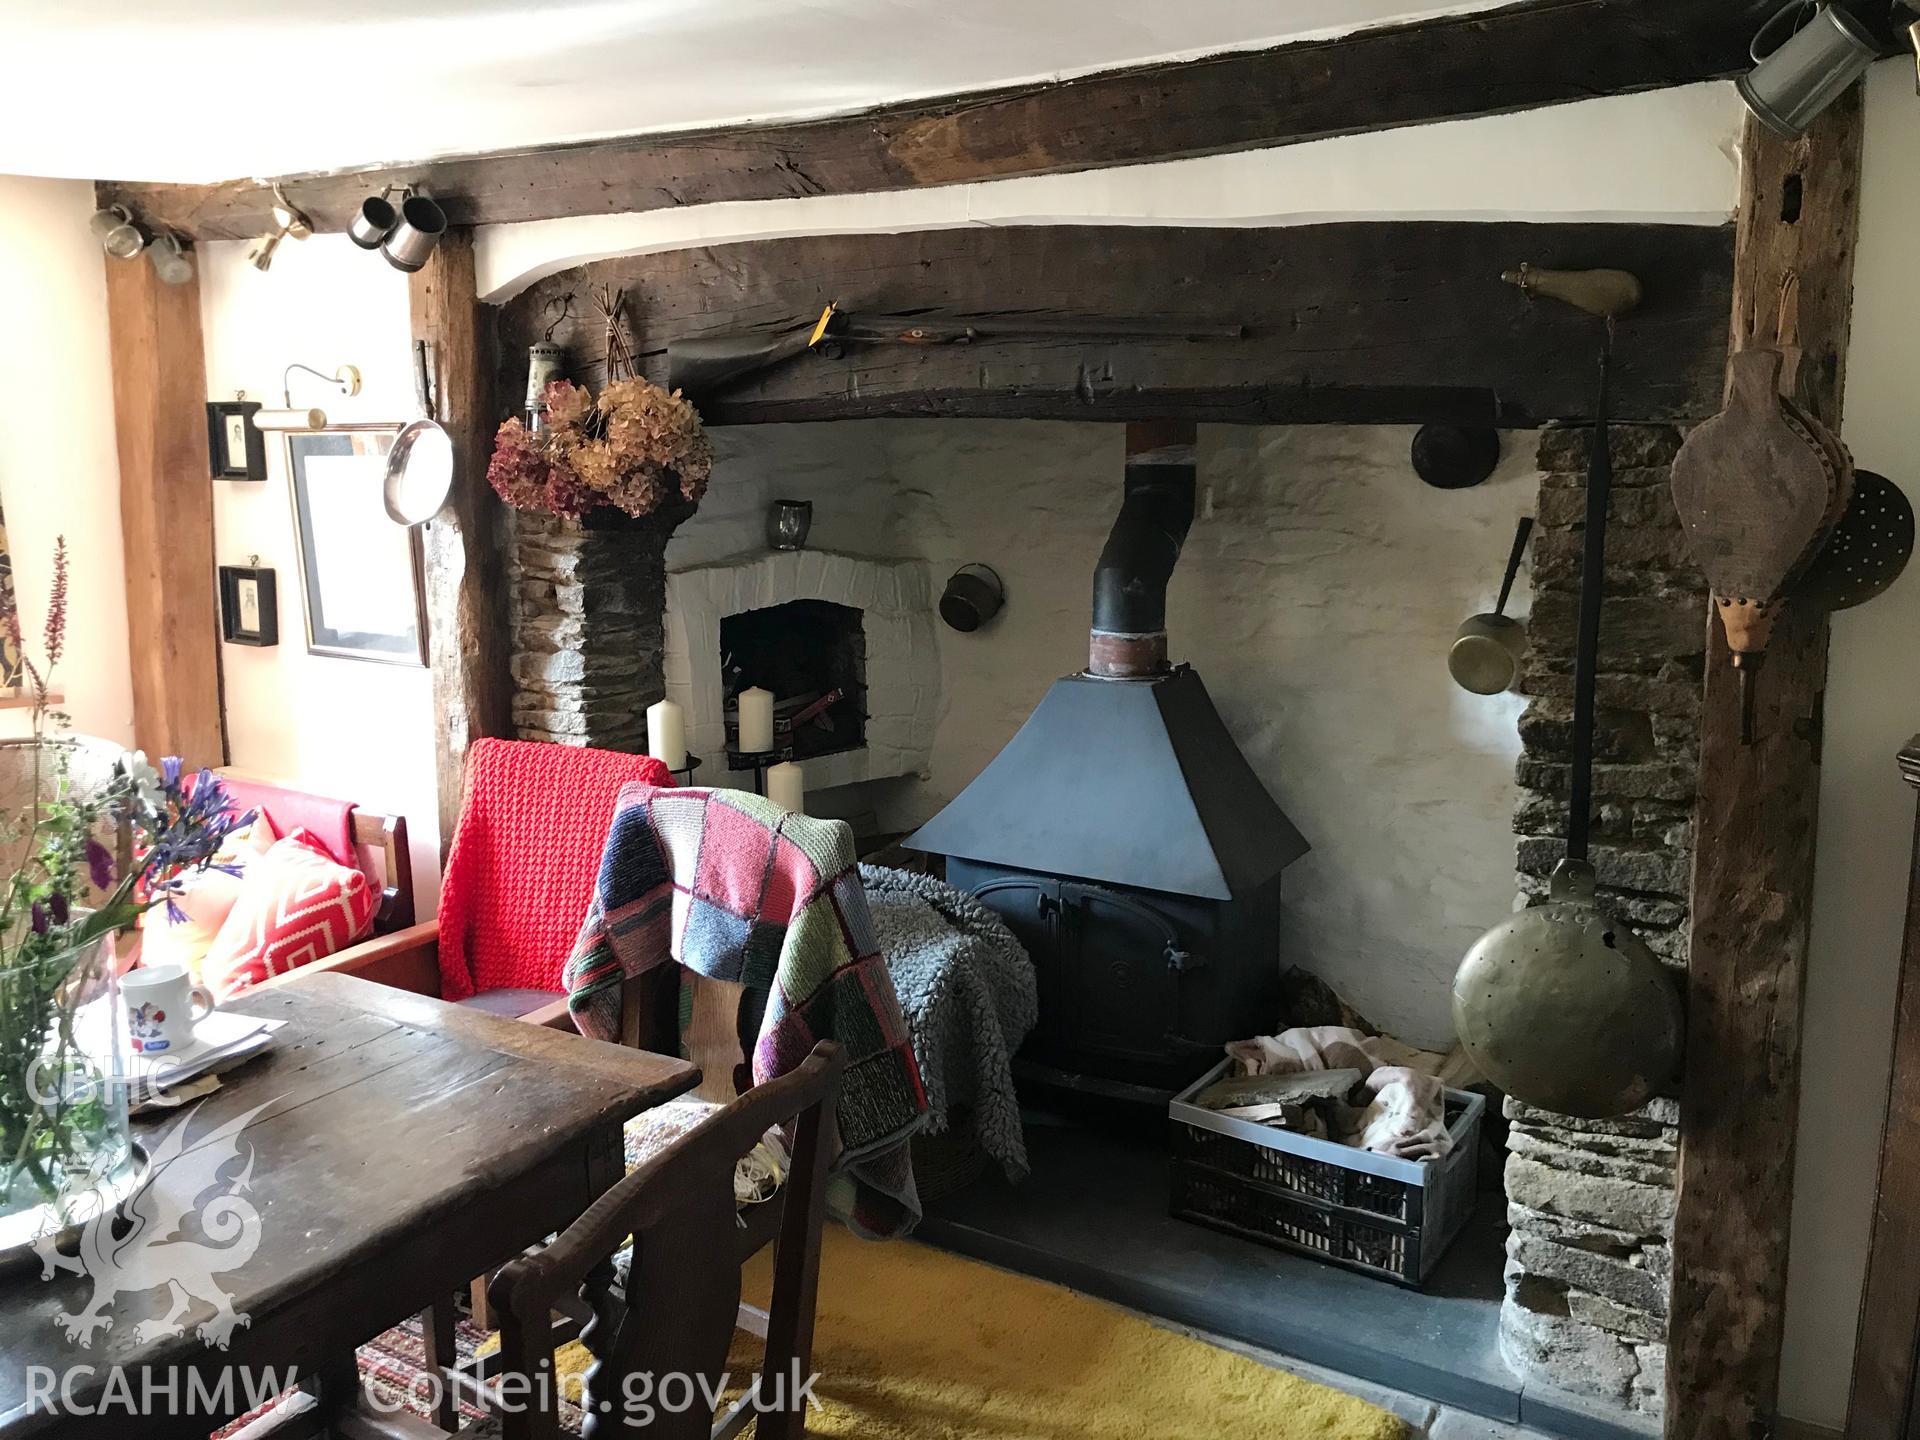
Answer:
[
  {"left": 1738, "top": 1, "right": 1880, "bottom": 139},
  {"left": 381, "top": 194, "right": 448, "bottom": 273},
  {"left": 347, "top": 191, "right": 399, "bottom": 251}
]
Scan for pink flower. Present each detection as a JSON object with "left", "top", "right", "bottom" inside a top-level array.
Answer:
[
  {"left": 485, "top": 419, "right": 550, "bottom": 510},
  {"left": 543, "top": 379, "right": 593, "bottom": 430},
  {"left": 543, "top": 459, "right": 599, "bottom": 520}
]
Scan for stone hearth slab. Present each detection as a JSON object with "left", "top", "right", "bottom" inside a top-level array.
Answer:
[{"left": 918, "top": 1116, "right": 1656, "bottom": 1440}]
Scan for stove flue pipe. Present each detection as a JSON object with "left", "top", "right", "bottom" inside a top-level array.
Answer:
[{"left": 1089, "top": 420, "right": 1198, "bottom": 678}]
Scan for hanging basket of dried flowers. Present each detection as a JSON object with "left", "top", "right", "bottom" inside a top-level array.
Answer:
[{"left": 486, "top": 286, "right": 713, "bottom": 521}]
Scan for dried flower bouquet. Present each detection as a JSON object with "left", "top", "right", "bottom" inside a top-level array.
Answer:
[{"left": 487, "top": 286, "right": 713, "bottom": 521}]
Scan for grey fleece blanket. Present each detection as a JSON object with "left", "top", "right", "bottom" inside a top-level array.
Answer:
[{"left": 860, "top": 864, "right": 1038, "bottom": 1181}]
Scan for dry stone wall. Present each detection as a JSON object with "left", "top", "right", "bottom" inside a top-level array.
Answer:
[
  {"left": 1501, "top": 423, "right": 1703, "bottom": 1419},
  {"left": 508, "top": 508, "right": 675, "bottom": 751}
]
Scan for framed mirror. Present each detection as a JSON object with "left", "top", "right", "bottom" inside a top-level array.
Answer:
[{"left": 286, "top": 426, "right": 427, "bottom": 666}]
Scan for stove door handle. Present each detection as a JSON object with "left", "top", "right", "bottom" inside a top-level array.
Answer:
[
  {"left": 1165, "top": 945, "right": 1205, "bottom": 972},
  {"left": 1036, "top": 892, "right": 1061, "bottom": 922}
]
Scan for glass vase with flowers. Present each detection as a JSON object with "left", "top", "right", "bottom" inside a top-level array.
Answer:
[{"left": 0, "top": 540, "right": 252, "bottom": 1258}]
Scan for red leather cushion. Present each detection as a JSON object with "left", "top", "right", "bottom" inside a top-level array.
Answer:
[
  {"left": 202, "top": 828, "right": 377, "bottom": 997},
  {"left": 216, "top": 778, "right": 358, "bottom": 868}
]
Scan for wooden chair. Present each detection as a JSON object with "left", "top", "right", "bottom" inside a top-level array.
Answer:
[
  {"left": 474, "top": 1040, "right": 846, "bottom": 1440},
  {"left": 256, "top": 742, "right": 671, "bottom": 1040}
]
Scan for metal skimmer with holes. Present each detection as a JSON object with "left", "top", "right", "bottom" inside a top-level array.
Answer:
[{"left": 1799, "top": 469, "right": 1915, "bottom": 612}]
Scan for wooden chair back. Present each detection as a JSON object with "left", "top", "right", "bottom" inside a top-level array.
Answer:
[
  {"left": 349, "top": 807, "right": 415, "bottom": 932},
  {"left": 486, "top": 1041, "right": 846, "bottom": 1440}
]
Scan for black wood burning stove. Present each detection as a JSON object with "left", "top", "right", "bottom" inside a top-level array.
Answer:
[{"left": 908, "top": 422, "right": 1308, "bottom": 1099}]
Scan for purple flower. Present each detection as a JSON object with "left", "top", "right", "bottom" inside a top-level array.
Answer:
[
  {"left": 161, "top": 756, "right": 183, "bottom": 792},
  {"left": 30, "top": 901, "right": 48, "bottom": 935},
  {"left": 85, "top": 838, "right": 115, "bottom": 889},
  {"left": 43, "top": 537, "right": 68, "bottom": 670},
  {"left": 48, "top": 892, "right": 68, "bottom": 924}
]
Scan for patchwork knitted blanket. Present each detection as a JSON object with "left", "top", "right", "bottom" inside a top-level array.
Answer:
[
  {"left": 860, "top": 865, "right": 1036, "bottom": 1181},
  {"left": 565, "top": 785, "right": 928, "bottom": 1238}
]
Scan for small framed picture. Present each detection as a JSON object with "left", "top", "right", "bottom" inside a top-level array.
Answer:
[
  {"left": 219, "top": 565, "right": 278, "bottom": 646},
  {"left": 286, "top": 427, "right": 427, "bottom": 666},
  {"left": 207, "top": 400, "right": 267, "bottom": 480}
]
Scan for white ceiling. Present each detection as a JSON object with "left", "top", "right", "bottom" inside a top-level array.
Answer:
[{"left": 0, "top": 0, "right": 1515, "bottom": 184}]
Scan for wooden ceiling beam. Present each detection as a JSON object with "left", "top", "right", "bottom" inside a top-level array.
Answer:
[
  {"left": 98, "top": 0, "right": 1781, "bottom": 242},
  {"left": 492, "top": 220, "right": 1734, "bottom": 428}
]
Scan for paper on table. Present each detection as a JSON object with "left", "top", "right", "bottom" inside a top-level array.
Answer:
[{"left": 69, "top": 998, "right": 283, "bottom": 1088}]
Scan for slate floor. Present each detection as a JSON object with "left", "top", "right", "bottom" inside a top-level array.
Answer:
[{"left": 917, "top": 1109, "right": 1656, "bottom": 1440}]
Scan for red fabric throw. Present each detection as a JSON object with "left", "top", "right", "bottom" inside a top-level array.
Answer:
[{"left": 437, "top": 738, "right": 673, "bottom": 1000}]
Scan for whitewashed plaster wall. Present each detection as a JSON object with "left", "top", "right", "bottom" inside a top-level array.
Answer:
[
  {"left": 0, "top": 176, "right": 133, "bottom": 746},
  {"left": 1779, "top": 62, "right": 1920, "bottom": 1431},
  {"left": 667, "top": 421, "right": 1535, "bottom": 1049},
  {"left": 196, "top": 236, "right": 443, "bottom": 914}
]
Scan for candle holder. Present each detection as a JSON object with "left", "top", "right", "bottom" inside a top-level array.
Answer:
[
  {"left": 671, "top": 755, "right": 703, "bottom": 787},
  {"left": 726, "top": 749, "right": 778, "bottom": 797}
]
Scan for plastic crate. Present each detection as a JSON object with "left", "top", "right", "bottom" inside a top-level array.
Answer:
[{"left": 1167, "top": 1058, "right": 1484, "bottom": 1286}]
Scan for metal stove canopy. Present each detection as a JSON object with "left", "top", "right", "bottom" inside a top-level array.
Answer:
[{"left": 904, "top": 666, "right": 1308, "bottom": 901}]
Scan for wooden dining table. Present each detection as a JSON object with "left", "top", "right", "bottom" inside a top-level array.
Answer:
[{"left": 0, "top": 970, "right": 698, "bottom": 1440}]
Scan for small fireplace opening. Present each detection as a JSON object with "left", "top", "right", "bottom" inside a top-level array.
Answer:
[{"left": 721, "top": 598, "right": 868, "bottom": 762}]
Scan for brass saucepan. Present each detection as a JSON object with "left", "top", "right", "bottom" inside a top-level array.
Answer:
[{"left": 1449, "top": 516, "right": 1534, "bottom": 696}]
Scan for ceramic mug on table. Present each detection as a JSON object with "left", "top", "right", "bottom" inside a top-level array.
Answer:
[{"left": 122, "top": 963, "right": 216, "bottom": 1055}]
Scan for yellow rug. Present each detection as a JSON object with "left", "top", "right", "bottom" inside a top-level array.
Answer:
[{"left": 711, "top": 1226, "right": 1409, "bottom": 1440}]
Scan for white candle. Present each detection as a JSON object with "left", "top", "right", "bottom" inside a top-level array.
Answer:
[
  {"left": 736, "top": 687, "right": 775, "bottom": 753},
  {"left": 766, "top": 761, "right": 805, "bottom": 814},
  {"left": 646, "top": 698, "right": 686, "bottom": 772}
]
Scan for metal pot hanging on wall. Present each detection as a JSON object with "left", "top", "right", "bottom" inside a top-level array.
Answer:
[
  {"left": 1449, "top": 516, "right": 1533, "bottom": 695},
  {"left": 1453, "top": 280, "right": 1683, "bottom": 1120}
]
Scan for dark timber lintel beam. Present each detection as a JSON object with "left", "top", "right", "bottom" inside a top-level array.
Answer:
[
  {"left": 97, "top": 0, "right": 1782, "bottom": 242},
  {"left": 492, "top": 221, "right": 1735, "bottom": 428}
]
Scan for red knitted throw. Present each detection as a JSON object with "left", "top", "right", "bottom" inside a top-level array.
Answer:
[{"left": 437, "top": 738, "right": 672, "bottom": 1000}]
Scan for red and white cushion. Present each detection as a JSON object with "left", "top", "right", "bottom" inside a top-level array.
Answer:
[
  {"left": 202, "top": 828, "right": 377, "bottom": 997},
  {"left": 135, "top": 813, "right": 279, "bottom": 978}
]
